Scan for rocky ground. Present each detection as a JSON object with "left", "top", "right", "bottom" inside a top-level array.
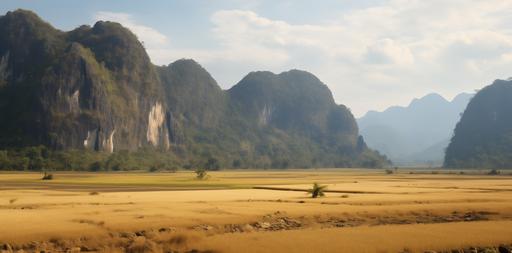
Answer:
[
  {"left": 192, "top": 210, "right": 495, "bottom": 233},
  {"left": 0, "top": 210, "right": 509, "bottom": 253},
  {"left": 405, "top": 245, "right": 512, "bottom": 253},
  {"left": 2, "top": 239, "right": 511, "bottom": 253}
]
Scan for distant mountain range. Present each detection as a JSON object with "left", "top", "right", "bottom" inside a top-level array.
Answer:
[
  {"left": 357, "top": 92, "right": 473, "bottom": 166},
  {"left": 0, "top": 9, "right": 388, "bottom": 170}
]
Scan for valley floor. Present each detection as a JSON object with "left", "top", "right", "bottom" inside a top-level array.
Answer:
[{"left": 0, "top": 170, "right": 511, "bottom": 253}]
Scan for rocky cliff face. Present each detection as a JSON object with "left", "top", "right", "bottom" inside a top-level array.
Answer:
[
  {"left": 229, "top": 70, "right": 359, "bottom": 150},
  {"left": 158, "top": 59, "right": 226, "bottom": 128},
  {"left": 223, "top": 70, "right": 377, "bottom": 168},
  {"left": 0, "top": 10, "right": 170, "bottom": 152},
  {"left": 157, "top": 59, "right": 227, "bottom": 145},
  {"left": 444, "top": 79, "right": 512, "bottom": 168},
  {"left": 0, "top": 9, "right": 388, "bottom": 168}
]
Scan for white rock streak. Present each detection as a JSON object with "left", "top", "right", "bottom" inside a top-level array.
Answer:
[{"left": 147, "top": 102, "right": 166, "bottom": 146}]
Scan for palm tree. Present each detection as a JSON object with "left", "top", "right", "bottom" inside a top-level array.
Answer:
[{"left": 307, "top": 183, "right": 327, "bottom": 198}]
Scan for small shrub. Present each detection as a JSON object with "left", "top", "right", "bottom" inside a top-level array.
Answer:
[
  {"left": 205, "top": 157, "right": 220, "bottom": 171},
  {"left": 341, "top": 194, "right": 349, "bottom": 198},
  {"left": 195, "top": 168, "right": 208, "bottom": 180},
  {"left": 89, "top": 161, "right": 103, "bottom": 172},
  {"left": 385, "top": 169, "right": 394, "bottom": 174},
  {"left": 488, "top": 169, "right": 500, "bottom": 175},
  {"left": 148, "top": 166, "right": 159, "bottom": 172},
  {"left": 42, "top": 172, "right": 53, "bottom": 180},
  {"left": 9, "top": 198, "right": 17, "bottom": 204},
  {"left": 89, "top": 191, "right": 100, "bottom": 195}
]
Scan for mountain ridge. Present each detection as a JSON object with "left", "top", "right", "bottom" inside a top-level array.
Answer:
[
  {"left": 0, "top": 9, "right": 389, "bottom": 170},
  {"left": 357, "top": 92, "right": 472, "bottom": 166}
]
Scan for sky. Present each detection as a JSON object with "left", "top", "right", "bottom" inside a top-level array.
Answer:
[{"left": 2, "top": 0, "right": 512, "bottom": 117}]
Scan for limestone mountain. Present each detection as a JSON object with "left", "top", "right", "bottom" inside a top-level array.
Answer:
[
  {"left": 445, "top": 79, "right": 512, "bottom": 168},
  {"left": 158, "top": 59, "right": 226, "bottom": 130},
  {"left": 358, "top": 93, "right": 472, "bottom": 166},
  {"left": 0, "top": 10, "right": 168, "bottom": 152},
  {"left": 0, "top": 9, "right": 388, "bottom": 169},
  {"left": 226, "top": 70, "right": 373, "bottom": 168}
]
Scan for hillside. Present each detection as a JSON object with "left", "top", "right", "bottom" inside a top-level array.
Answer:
[
  {"left": 358, "top": 93, "right": 472, "bottom": 166},
  {"left": 444, "top": 79, "right": 512, "bottom": 168},
  {"left": 225, "top": 70, "right": 382, "bottom": 168},
  {"left": 0, "top": 9, "right": 388, "bottom": 170}
]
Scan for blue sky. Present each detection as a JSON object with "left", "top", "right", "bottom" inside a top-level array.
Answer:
[{"left": 2, "top": 0, "right": 512, "bottom": 116}]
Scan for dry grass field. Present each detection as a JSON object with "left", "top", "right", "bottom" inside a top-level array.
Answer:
[{"left": 0, "top": 169, "right": 511, "bottom": 252}]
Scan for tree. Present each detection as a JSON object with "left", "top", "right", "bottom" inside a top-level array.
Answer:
[
  {"left": 0, "top": 150, "right": 9, "bottom": 170},
  {"left": 195, "top": 168, "right": 208, "bottom": 180},
  {"left": 488, "top": 169, "right": 500, "bottom": 175},
  {"left": 307, "top": 183, "right": 327, "bottom": 198},
  {"left": 232, "top": 159, "right": 241, "bottom": 168},
  {"left": 89, "top": 161, "right": 103, "bottom": 172},
  {"left": 205, "top": 157, "right": 220, "bottom": 171}
]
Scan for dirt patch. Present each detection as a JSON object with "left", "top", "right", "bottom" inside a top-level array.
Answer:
[
  {"left": 0, "top": 230, "right": 219, "bottom": 253},
  {"left": 72, "top": 219, "right": 106, "bottom": 227},
  {"left": 188, "top": 210, "right": 500, "bottom": 235},
  {"left": 408, "top": 244, "right": 512, "bottom": 253}
]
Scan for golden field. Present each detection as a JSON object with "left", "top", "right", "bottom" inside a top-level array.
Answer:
[{"left": 0, "top": 170, "right": 511, "bottom": 253}]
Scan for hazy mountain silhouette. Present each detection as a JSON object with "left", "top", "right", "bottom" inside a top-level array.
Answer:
[{"left": 358, "top": 92, "right": 472, "bottom": 166}]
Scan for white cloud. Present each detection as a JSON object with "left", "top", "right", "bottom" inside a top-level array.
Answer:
[
  {"left": 94, "top": 11, "right": 169, "bottom": 48},
  {"left": 196, "top": 1, "right": 512, "bottom": 116},
  {"left": 94, "top": 2, "right": 512, "bottom": 116},
  {"left": 365, "top": 38, "right": 414, "bottom": 65}
]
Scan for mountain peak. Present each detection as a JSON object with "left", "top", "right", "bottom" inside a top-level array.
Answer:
[
  {"left": 358, "top": 91, "right": 472, "bottom": 166},
  {"left": 3, "top": 9, "right": 43, "bottom": 22},
  {"left": 163, "top": 58, "right": 220, "bottom": 88},
  {"left": 409, "top": 93, "right": 448, "bottom": 107},
  {"left": 451, "top": 92, "right": 473, "bottom": 104},
  {"left": 0, "top": 8, "right": 60, "bottom": 35},
  {"left": 90, "top": 20, "right": 140, "bottom": 44},
  {"left": 92, "top": 20, "right": 127, "bottom": 32},
  {"left": 278, "top": 69, "right": 316, "bottom": 78},
  {"left": 167, "top": 58, "right": 207, "bottom": 73},
  {"left": 278, "top": 69, "right": 325, "bottom": 87}
]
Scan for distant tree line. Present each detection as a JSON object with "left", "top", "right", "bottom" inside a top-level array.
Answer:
[
  {"left": 0, "top": 146, "right": 182, "bottom": 172},
  {"left": 0, "top": 145, "right": 389, "bottom": 171}
]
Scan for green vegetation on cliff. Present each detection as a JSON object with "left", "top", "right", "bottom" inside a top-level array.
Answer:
[
  {"left": 0, "top": 9, "right": 389, "bottom": 170},
  {"left": 444, "top": 79, "right": 512, "bottom": 168}
]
